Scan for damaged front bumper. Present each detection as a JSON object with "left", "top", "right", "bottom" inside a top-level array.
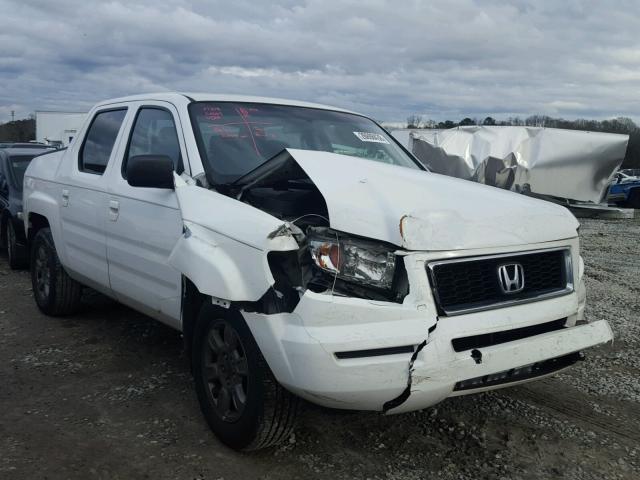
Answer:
[
  {"left": 243, "top": 285, "right": 613, "bottom": 413},
  {"left": 242, "top": 237, "right": 614, "bottom": 414},
  {"left": 389, "top": 318, "right": 612, "bottom": 414}
]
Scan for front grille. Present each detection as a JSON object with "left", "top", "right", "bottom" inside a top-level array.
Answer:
[{"left": 428, "top": 249, "right": 571, "bottom": 315}]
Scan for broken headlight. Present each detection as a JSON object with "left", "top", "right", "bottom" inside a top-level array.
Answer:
[{"left": 308, "top": 229, "right": 397, "bottom": 290}]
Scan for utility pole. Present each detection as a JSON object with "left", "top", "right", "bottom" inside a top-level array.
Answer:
[{"left": 10, "top": 110, "right": 15, "bottom": 122}]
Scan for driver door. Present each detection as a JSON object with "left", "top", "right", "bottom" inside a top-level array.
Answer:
[{"left": 105, "top": 102, "right": 186, "bottom": 328}]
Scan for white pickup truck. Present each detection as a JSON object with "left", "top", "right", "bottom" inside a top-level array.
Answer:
[{"left": 23, "top": 93, "right": 613, "bottom": 450}]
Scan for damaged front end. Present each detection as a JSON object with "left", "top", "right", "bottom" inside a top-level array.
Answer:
[
  {"left": 167, "top": 151, "right": 434, "bottom": 412},
  {"left": 245, "top": 226, "right": 411, "bottom": 315},
  {"left": 169, "top": 148, "right": 611, "bottom": 415},
  {"left": 169, "top": 152, "right": 414, "bottom": 310},
  {"left": 220, "top": 149, "right": 412, "bottom": 311}
]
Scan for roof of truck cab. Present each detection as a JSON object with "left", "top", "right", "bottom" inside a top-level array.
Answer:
[{"left": 95, "top": 93, "right": 360, "bottom": 115}]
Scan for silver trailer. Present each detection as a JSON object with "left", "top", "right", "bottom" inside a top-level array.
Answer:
[{"left": 394, "top": 126, "right": 629, "bottom": 204}]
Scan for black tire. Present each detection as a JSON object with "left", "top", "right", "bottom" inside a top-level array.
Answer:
[
  {"left": 0, "top": 217, "right": 6, "bottom": 251},
  {"left": 7, "top": 220, "right": 28, "bottom": 270},
  {"left": 625, "top": 188, "right": 640, "bottom": 209},
  {"left": 30, "top": 227, "right": 82, "bottom": 316},
  {"left": 192, "top": 303, "right": 298, "bottom": 450}
]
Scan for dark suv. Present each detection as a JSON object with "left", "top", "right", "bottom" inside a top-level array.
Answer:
[{"left": 0, "top": 147, "right": 48, "bottom": 268}]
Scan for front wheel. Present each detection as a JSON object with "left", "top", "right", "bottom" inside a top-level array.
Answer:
[
  {"left": 192, "top": 304, "right": 299, "bottom": 450},
  {"left": 30, "top": 228, "right": 82, "bottom": 316}
]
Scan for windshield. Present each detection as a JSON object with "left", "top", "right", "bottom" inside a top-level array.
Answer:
[
  {"left": 189, "top": 102, "right": 421, "bottom": 184},
  {"left": 9, "top": 155, "right": 34, "bottom": 190}
]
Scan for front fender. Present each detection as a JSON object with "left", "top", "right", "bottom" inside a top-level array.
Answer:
[
  {"left": 169, "top": 222, "right": 286, "bottom": 301},
  {"left": 170, "top": 176, "right": 299, "bottom": 302},
  {"left": 23, "top": 181, "right": 66, "bottom": 262}
]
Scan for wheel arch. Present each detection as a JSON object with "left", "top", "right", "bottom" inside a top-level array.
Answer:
[
  {"left": 24, "top": 185, "right": 66, "bottom": 261},
  {"left": 181, "top": 276, "right": 238, "bottom": 369},
  {"left": 27, "top": 212, "right": 51, "bottom": 246}
]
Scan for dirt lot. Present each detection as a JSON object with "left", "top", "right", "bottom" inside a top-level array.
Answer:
[{"left": 1, "top": 217, "right": 639, "bottom": 480}]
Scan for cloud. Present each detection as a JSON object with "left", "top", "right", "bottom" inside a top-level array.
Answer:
[{"left": 0, "top": 0, "right": 638, "bottom": 123}]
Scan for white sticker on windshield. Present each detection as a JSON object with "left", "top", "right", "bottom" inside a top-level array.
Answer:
[{"left": 353, "top": 132, "right": 390, "bottom": 144}]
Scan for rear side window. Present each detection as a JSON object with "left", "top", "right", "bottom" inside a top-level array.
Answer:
[
  {"left": 123, "top": 107, "right": 183, "bottom": 176},
  {"left": 79, "top": 109, "right": 127, "bottom": 174}
]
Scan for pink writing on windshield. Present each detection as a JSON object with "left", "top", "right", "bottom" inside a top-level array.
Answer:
[{"left": 203, "top": 106, "right": 223, "bottom": 121}]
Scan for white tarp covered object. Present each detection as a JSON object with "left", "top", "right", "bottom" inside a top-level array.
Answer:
[{"left": 404, "top": 126, "right": 629, "bottom": 203}]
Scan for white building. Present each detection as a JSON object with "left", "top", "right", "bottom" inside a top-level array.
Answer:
[{"left": 35, "top": 111, "right": 87, "bottom": 147}]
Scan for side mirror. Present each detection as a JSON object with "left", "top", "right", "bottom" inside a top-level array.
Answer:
[{"left": 126, "top": 155, "right": 174, "bottom": 189}]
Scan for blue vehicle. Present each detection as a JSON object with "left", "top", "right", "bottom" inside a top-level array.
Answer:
[{"left": 608, "top": 169, "right": 640, "bottom": 208}]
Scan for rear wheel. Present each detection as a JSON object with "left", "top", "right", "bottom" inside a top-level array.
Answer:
[
  {"left": 192, "top": 304, "right": 298, "bottom": 450},
  {"left": 30, "top": 228, "right": 82, "bottom": 316},
  {"left": 7, "top": 221, "right": 28, "bottom": 270}
]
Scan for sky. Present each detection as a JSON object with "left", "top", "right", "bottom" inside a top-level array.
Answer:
[{"left": 1, "top": 0, "right": 639, "bottom": 124}]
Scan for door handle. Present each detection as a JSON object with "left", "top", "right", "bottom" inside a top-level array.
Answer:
[
  {"left": 109, "top": 200, "right": 120, "bottom": 221},
  {"left": 61, "top": 189, "right": 70, "bottom": 207}
]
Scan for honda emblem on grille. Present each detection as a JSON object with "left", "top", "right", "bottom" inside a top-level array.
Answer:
[{"left": 497, "top": 263, "right": 525, "bottom": 294}]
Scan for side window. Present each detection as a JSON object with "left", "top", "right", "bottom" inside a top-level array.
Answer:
[
  {"left": 79, "top": 109, "right": 127, "bottom": 175},
  {"left": 123, "top": 108, "right": 183, "bottom": 177}
]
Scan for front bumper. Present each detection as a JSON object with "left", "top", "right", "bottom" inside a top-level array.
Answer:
[
  {"left": 243, "top": 240, "right": 613, "bottom": 413},
  {"left": 390, "top": 318, "right": 611, "bottom": 413},
  {"left": 243, "top": 289, "right": 612, "bottom": 412}
]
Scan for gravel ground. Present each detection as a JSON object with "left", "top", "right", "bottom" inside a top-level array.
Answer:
[{"left": 1, "top": 217, "right": 639, "bottom": 480}]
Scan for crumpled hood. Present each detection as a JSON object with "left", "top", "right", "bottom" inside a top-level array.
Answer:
[{"left": 287, "top": 149, "right": 579, "bottom": 251}]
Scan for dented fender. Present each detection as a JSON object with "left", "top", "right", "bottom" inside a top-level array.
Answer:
[{"left": 169, "top": 175, "right": 299, "bottom": 302}]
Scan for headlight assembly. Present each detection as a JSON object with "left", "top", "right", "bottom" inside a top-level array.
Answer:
[{"left": 308, "top": 229, "right": 397, "bottom": 290}]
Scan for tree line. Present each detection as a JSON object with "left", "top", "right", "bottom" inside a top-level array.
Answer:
[
  {"left": 2, "top": 114, "right": 639, "bottom": 168},
  {"left": 405, "top": 114, "right": 640, "bottom": 168},
  {"left": 0, "top": 117, "right": 35, "bottom": 143}
]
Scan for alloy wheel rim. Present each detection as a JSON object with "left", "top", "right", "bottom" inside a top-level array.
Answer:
[
  {"left": 202, "top": 320, "right": 249, "bottom": 422},
  {"left": 34, "top": 245, "right": 50, "bottom": 299}
]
